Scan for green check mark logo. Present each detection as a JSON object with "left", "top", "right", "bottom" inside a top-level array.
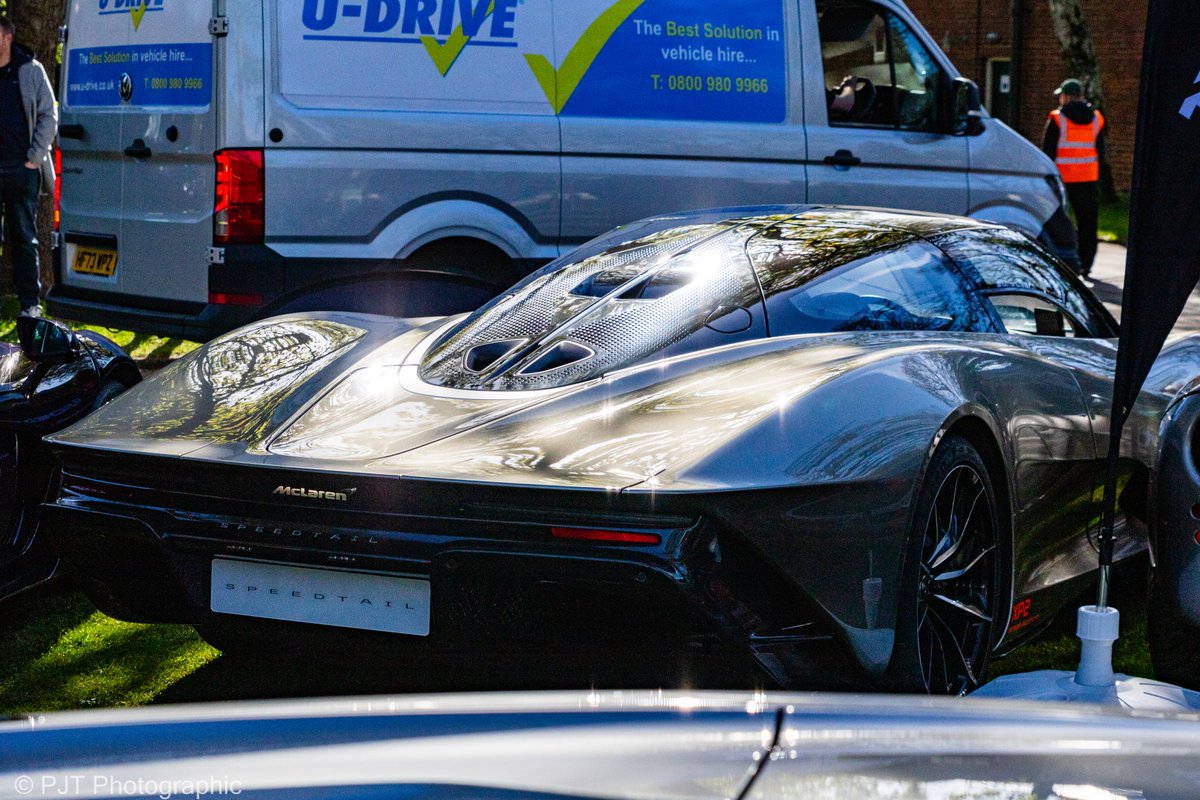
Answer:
[
  {"left": 420, "top": 2, "right": 496, "bottom": 77},
  {"left": 130, "top": 0, "right": 147, "bottom": 31},
  {"left": 525, "top": 0, "right": 645, "bottom": 114}
]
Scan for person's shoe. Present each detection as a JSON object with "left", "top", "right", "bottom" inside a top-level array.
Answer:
[{"left": 18, "top": 305, "right": 41, "bottom": 319}]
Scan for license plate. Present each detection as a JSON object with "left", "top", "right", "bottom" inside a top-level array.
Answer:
[
  {"left": 210, "top": 559, "right": 431, "bottom": 636},
  {"left": 72, "top": 245, "right": 118, "bottom": 277}
]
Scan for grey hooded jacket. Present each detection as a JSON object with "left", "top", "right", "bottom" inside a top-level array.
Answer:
[{"left": 13, "top": 45, "right": 57, "bottom": 195}]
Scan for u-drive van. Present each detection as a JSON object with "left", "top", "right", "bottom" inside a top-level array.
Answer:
[{"left": 51, "top": 0, "right": 1076, "bottom": 340}]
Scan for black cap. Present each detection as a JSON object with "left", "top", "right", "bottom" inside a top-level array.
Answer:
[{"left": 1055, "top": 78, "right": 1084, "bottom": 97}]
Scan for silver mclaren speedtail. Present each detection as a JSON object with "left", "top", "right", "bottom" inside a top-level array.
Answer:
[{"left": 41, "top": 207, "right": 1200, "bottom": 693}]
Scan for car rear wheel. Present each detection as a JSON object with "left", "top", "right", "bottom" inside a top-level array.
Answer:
[{"left": 889, "top": 434, "right": 1001, "bottom": 695}]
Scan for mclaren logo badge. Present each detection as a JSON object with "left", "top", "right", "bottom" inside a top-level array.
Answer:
[{"left": 272, "top": 485, "right": 358, "bottom": 502}]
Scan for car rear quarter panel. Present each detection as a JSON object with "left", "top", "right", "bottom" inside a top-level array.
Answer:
[{"left": 607, "top": 333, "right": 1096, "bottom": 670}]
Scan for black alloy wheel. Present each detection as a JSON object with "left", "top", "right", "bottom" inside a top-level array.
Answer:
[{"left": 890, "top": 434, "right": 1001, "bottom": 695}]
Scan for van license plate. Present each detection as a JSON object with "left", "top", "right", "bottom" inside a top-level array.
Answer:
[
  {"left": 210, "top": 559, "right": 431, "bottom": 636},
  {"left": 72, "top": 246, "right": 117, "bottom": 277}
]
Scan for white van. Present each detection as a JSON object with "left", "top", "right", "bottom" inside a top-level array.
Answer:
[{"left": 50, "top": 0, "right": 1076, "bottom": 340}]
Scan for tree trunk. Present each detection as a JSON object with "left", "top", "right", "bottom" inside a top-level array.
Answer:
[
  {"left": 1046, "top": 0, "right": 1118, "bottom": 201},
  {"left": 0, "top": 0, "right": 66, "bottom": 300}
]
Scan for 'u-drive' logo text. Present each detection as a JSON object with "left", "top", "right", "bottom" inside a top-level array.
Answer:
[{"left": 302, "top": 0, "right": 519, "bottom": 39}]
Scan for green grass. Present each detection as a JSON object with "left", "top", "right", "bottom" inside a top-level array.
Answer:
[
  {"left": 1098, "top": 194, "right": 1130, "bottom": 246},
  {"left": 0, "top": 587, "right": 218, "bottom": 714},
  {"left": 990, "top": 605, "right": 1152, "bottom": 680},
  {"left": 0, "top": 581, "right": 1156, "bottom": 715},
  {"left": 0, "top": 295, "right": 199, "bottom": 367}
]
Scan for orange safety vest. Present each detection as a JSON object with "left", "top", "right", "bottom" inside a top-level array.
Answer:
[{"left": 1050, "top": 108, "right": 1105, "bottom": 183}]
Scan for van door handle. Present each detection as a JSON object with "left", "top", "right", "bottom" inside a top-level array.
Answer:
[
  {"left": 58, "top": 123, "right": 85, "bottom": 140},
  {"left": 823, "top": 149, "right": 861, "bottom": 168},
  {"left": 124, "top": 139, "right": 151, "bottom": 159}
]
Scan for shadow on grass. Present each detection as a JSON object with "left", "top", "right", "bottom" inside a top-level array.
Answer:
[
  {"left": 0, "top": 293, "right": 198, "bottom": 365},
  {"left": 155, "top": 634, "right": 764, "bottom": 706},
  {"left": 140, "top": 336, "right": 185, "bottom": 367},
  {"left": 0, "top": 583, "right": 217, "bottom": 715},
  {"left": 0, "top": 582, "right": 94, "bottom": 681}
]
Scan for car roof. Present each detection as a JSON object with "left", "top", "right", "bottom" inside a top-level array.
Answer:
[
  {"left": 417, "top": 208, "right": 1010, "bottom": 392},
  {"left": 645, "top": 204, "right": 999, "bottom": 238}
]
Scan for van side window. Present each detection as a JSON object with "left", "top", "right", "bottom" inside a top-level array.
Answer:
[{"left": 817, "top": 1, "right": 944, "bottom": 132}]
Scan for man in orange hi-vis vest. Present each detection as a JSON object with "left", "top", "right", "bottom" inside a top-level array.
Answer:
[{"left": 1042, "top": 78, "right": 1106, "bottom": 277}]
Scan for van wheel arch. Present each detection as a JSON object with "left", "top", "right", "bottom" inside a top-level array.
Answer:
[{"left": 402, "top": 236, "right": 524, "bottom": 290}]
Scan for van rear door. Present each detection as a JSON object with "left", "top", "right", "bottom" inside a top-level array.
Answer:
[{"left": 59, "top": 0, "right": 217, "bottom": 309}]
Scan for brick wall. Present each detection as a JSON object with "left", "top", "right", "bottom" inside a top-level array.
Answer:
[{"left": 906, "top": 0, "right": 1145, "bottom": 192}]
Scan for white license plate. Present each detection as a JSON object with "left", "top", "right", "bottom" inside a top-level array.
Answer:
[{"left": 210, "top": 559, "right": 430, "bottom": 636}]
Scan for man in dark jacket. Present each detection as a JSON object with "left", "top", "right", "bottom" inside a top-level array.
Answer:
[
  {"left": 1043, "top": 78, "right": 1106, "bottom": 277},
  {"left": 0, "top": 16, "right": 57, "bottom": 319}
]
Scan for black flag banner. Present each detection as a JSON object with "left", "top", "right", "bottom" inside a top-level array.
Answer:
[{"left": 1099, "top": 0, "right": 1200, "bottom": 601}]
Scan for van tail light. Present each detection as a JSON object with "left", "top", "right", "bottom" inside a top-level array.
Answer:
[
  {"left": 53, "top": 146, "right": 61, "bottom": 231},
  {"left": 214, "top": 149, "right": 264, "bottom": 245}
]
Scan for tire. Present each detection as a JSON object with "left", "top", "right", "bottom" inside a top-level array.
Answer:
[
  {"left": 887, "top": 433, "right": 1002, "bottom": 694},
  {"left": 1148, "top": 572, "right": 1200, "bottom": 690},
  {"left": 91, "top": 379, "right": 130, "bottom": 411}
]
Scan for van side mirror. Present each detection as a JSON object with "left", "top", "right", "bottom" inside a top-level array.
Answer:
[
  {"left": 953, "top": 77, "right": 985, "bottom": 136},
  {"left": 16, "top": 317, "right": 81, "bottom": 364}
]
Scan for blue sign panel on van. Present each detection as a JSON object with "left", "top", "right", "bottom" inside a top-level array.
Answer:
[
  {"left": 552, "top": 0, "right": 786, "bottom": 123},
  {"left": 66, "top": 44, "right": 212, "bottom": 107}
]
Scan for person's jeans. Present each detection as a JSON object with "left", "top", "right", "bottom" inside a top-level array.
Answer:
[
  {"left": 1066, "top": 180, "right": 1099, "bottom": 274},
  {"left": 1, "top": 165, "right": 40, "bottom": 309}
]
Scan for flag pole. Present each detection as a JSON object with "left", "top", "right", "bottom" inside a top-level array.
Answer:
[{"left": 1095, "top": 426, "right": 1120, "bottom": 611}]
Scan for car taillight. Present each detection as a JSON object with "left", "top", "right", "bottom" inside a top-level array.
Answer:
[
  {"left": 551, "top": 527, "right": 661, "bottom": 545},
  {"left": 53, "top": 146, "right": 61, "bottom": 231},
  {"left": 208, "top": 292, "right": 263, "bottom": 306},
  {"left": 214, "top": 149, "right": 264, "bottom": 245}
]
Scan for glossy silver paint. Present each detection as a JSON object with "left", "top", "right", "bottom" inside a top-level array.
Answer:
[
  {"left": 45, "top": 208, "right": 1200, "bottom": 678},
  {"left": 5, "top": 692, "right": 1200, "bottom": 800}
]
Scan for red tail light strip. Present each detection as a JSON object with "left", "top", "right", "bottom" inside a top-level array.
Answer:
[{"left": 551, "top": 527, "right": 661, "bottom": 545}]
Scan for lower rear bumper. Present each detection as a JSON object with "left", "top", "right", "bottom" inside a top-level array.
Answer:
[
  {"left": 46, "top": 286, "right": 252, "bottom": 342},
  {"left": 41, "top": 500, "right": 857, "bottom": 688}
]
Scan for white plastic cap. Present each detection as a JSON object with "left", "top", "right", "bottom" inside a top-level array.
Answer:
[
  {"left": 1077, "top": 605, "right": 1120, "bottom": 642},
  {"left": 1075, "top": 605, "right": 1119, "bottom": 687}
]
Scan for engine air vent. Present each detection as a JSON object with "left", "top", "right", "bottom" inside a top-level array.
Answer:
[
  {"left": 519, "top": 341, "right": 595, "bottom": 375},
  {"left": 463, "top": 338, "right": 527, "bottom": 374}
]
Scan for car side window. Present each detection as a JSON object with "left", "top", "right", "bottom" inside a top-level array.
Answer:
[
  {"left": 987, "top": 294, "right": 1078, "bottom": 338},
  {"left": 930, "top": 227, "right": 1114, "bottom": 338},
  {"left": 818, "top": 0, "right": 944, "bottom": 132},
  {"left": 762, "top": 239, "right": 988, "bottom": 336}
]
